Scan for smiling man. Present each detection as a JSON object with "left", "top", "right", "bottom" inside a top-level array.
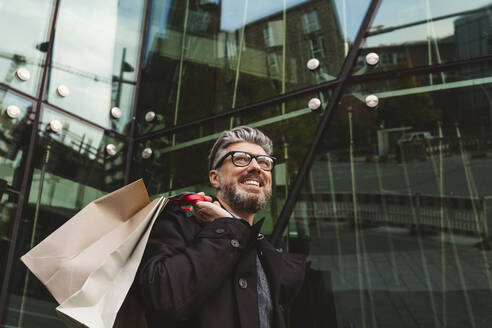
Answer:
[{"left": 137, "top": 126, "right": 306, "bottom": 328}]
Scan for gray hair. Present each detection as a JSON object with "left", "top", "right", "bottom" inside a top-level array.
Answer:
[{"left": 208, "top": 126, "right": 273, "bottom": 170}]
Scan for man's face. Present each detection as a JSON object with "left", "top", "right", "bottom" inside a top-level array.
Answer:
[{"left": 210, "top": 142, "right": 273, "bottom": 214}]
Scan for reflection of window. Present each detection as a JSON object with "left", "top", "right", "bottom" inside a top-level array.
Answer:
[
  {"left": 380, "top": 52, "right": 400, "bottom": 65},
  {"left": 263, "top": 20, "right": 283, "bottom": 47},
  {"left": 187, "top": 10, "right": 211, "bottom": 32},
  {"left": 301, "top": 10, "right": 320, "bottom": 34},
  {"left": 267, "top": 51, "right": 279, "bottom": 74},
  {"left": 308, "top": 35, "right": 324, "bottom": 58},
  {"left": 379, "top": 51, "right": 407, "bottom": 65},
  {"left": 264, "top": 25, "right": 273, "bottom": 47},
  {"left": 199, "top": 0, "right": 219, "bottom": 5}
]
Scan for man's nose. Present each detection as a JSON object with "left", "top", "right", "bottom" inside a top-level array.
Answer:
[{"left": 247, "top": 158, "right": 262, "bottom": 171}]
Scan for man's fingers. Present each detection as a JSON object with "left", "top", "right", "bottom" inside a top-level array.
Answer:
[
  {"left": 192, "top": 201, "right": 232, "bottom": 222},
  {"left": 195, "top": 192, "right": 212, "bottom": 202},
  {"left": 191, "top": 204, "right": 213, "bottom": 223}
]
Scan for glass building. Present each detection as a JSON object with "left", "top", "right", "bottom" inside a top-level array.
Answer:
[{"left": 1, "top": 0, "right": 492, "bottom": 326}]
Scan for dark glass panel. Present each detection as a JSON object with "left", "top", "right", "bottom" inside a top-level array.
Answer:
[
  {"left": 45, "top": 0, "right": 145, "bottom": 133},
  {"left": 135, "top": 0, "right": 369, "bottom": 134},
  {"left": 354, "top": 0, "right": 492, "bottom": 75},
  {"left": 4, "top": 107, "right": 126, "bottom": 327},
  {"left": 0, "top": 0, "right": 53, "bottom": 96},
  {"left": 0, "top": 89, "right": 35, "bottom": 189},
  {"left": 132, "top": 90, "right": 330, "bottom": 234},
  {"left": 288, "top": 65, "right": 492, "bottom": 327},
  {"left": 0, "top": 192, "right": 18, "bottom": 287}
]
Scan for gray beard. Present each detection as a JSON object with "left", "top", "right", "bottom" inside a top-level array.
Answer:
[{"left": 218, "top": 174, "right": 272, "bottom": 214}]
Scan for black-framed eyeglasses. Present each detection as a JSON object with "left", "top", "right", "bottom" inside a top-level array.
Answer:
[{"left": 214, "top": 151, "right": 276, "bottom": 171}]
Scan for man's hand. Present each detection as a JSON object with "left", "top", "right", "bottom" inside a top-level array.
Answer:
[{"left": 191, "top": 194, "right": 233, "bottom": 223}]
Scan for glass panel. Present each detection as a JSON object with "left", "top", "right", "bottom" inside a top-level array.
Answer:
[
  {"left": 354, "top": 0, "right": 492, "bottom": 75},
  {"left": 0, "top": 89, "right": 35, "bottom": 189},
  {"left": 0, "top": 192, "right": 18, "bottom": 286},
  {"left": 288, "top": 65, "right": 492, "bottom": 327},
  {"left": 45, "top": 0, "right": 145, "bottom": 133},
  {"left": 132, "top": 90, "right": 331, "bottom": 234},
  {"left": 135, "top": 0, "right": 369, "bottom": 134},
  {"left": 0, "top": 0, "right": 53, "bottom": 96},
  {"left": 4, "top": 107, "right": 126, "bottom": 327}
]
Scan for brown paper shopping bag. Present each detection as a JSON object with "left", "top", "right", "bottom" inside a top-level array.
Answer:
[{"left": 21, "top": 179, "right": 168, "bottom": 328}]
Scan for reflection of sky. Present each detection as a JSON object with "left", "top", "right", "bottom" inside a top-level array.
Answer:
[
  {"left": 48, "top": 0, "right": 144, "bottom": 133},
  {"left": 0, "top": 0, "right": 52, "bottom": 95},
  {"left": 1, "top": 0, "right": 143, "bottom": 134},
  {"left": 0, "top": 0, "right": 52, "bottom": 55},
  {"left": 220, "top": 0, "right": 304, "bottom": 31},
  {"left": 368, "top": 0, "right": 492, "bottom": 45}
]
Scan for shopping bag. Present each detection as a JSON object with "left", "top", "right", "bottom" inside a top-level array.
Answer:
[{"left": 21, "top": 179, "right": 168, "bottom": 328}]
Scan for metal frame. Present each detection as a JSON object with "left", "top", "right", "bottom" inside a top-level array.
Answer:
[
  {"left": 124, "top": 0, "right": 153, "bottom": 185},
  {"left": 270, "top": 0, "right": 383, "bottom": 246},
  {"left": 134, "top": 78, "right": 342, "bottom": 142},
  {"left": 0, "top": 83, "right": 38, "bottom": 103},
  {"left": 4, "top": 187, "right": 20, "bottom": 196},
  {"left": 350, "top": 55, "right": 492, "bottom": 83},
  {"left": 41, "top": 103, "right": 130, "bottom": 141},
  {"left": 0, "top": 83, "right": 130, "bottom": 141},
  {"left": 0, "top": 0, "right": 62, "bottom": 322},
  {"left": 0, "top": 0, "right": 148, "bottom": 320}
]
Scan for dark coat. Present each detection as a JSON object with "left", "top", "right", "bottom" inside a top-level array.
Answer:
[{"left": 136, "top": 203, "right": 306, "bottom": 328}]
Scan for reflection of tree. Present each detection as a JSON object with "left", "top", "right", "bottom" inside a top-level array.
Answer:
[{"left": 0, "top": 105, "right": 34, "bottom": 189}]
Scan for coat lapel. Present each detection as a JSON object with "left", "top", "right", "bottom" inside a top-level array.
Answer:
[{"left": 257, "top": 238, "right": 286, "bottom": 328}]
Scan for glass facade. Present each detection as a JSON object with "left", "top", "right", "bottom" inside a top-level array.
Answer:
[{"left": 2, "top": 0, "right": 492, "bottom": 327}]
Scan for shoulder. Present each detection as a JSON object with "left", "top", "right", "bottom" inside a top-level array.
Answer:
[{"left": 149, "top": 202, "right": 201, "bottom": 243}]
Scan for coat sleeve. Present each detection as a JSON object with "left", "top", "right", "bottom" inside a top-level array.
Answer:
[{"left": 136, "top": 207, "right": 252, "bottom": 321}]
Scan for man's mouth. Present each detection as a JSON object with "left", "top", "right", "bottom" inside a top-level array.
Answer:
[
  {"left": 243, "top": 179, "right": 260, "bottom": 187},
  {"left": 240, "top": 176, "right": 263, "bottom": 188}
]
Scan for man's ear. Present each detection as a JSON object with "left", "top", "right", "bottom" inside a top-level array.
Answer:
[{"left": 209, "top": 170, "right": 220, "bottom": 189}]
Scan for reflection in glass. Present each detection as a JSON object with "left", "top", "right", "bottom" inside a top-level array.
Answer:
[
  {"left": 132, "top": 91, "right": 329, "bottom": 234},
  {"left": 0, "top": 0, "right": 53, "bottom": 96},
  {"left": 46, "top": 0, "right": 144, "bottom": 133},
  {"left": 135, "top": 0, "right": 369, "bottom": 134},
  {"left": 288, "top": 68, "right": 492, "bottom": 327},
  {"left": 0, "top": 90, "right": 34, "bottom": 188},
  {"left": 4, "top": 107, "right": 126, "bottom": 327},
  {"left": 354, "top": 0, "right": 492, "bottom": 75}
]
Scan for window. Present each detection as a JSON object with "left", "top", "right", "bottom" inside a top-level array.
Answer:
[
  {"left": 267, "top": 51, "right": 279, "bottom": 75},
  {"left": 308, "top": 35, "right": 325, "bottom": 58},
  {"left": 301, "top": 10, "right": 320, "bottom": 34},
  {"left": 264, "top": 25, "right": 274, "bottom": 47},
  {"left": 263, "top": 20, "right": 283, "bottom": 47}
]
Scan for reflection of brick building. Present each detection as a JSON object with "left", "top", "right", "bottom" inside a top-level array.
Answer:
[
  {"left": 138, "top": 0, "right": 344, "bottom": 128},
  {"left": 241, "top": 0, "right": 344, "bottom": 90}
]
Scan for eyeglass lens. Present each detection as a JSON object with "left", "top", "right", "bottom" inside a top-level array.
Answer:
[{"left": 232, "top": 152, "right": 273, "bottom": 170}]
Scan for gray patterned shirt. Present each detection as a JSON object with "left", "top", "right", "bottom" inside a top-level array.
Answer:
[{"left": 256, "top": 252, "right": 273, "bottom": 328}]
